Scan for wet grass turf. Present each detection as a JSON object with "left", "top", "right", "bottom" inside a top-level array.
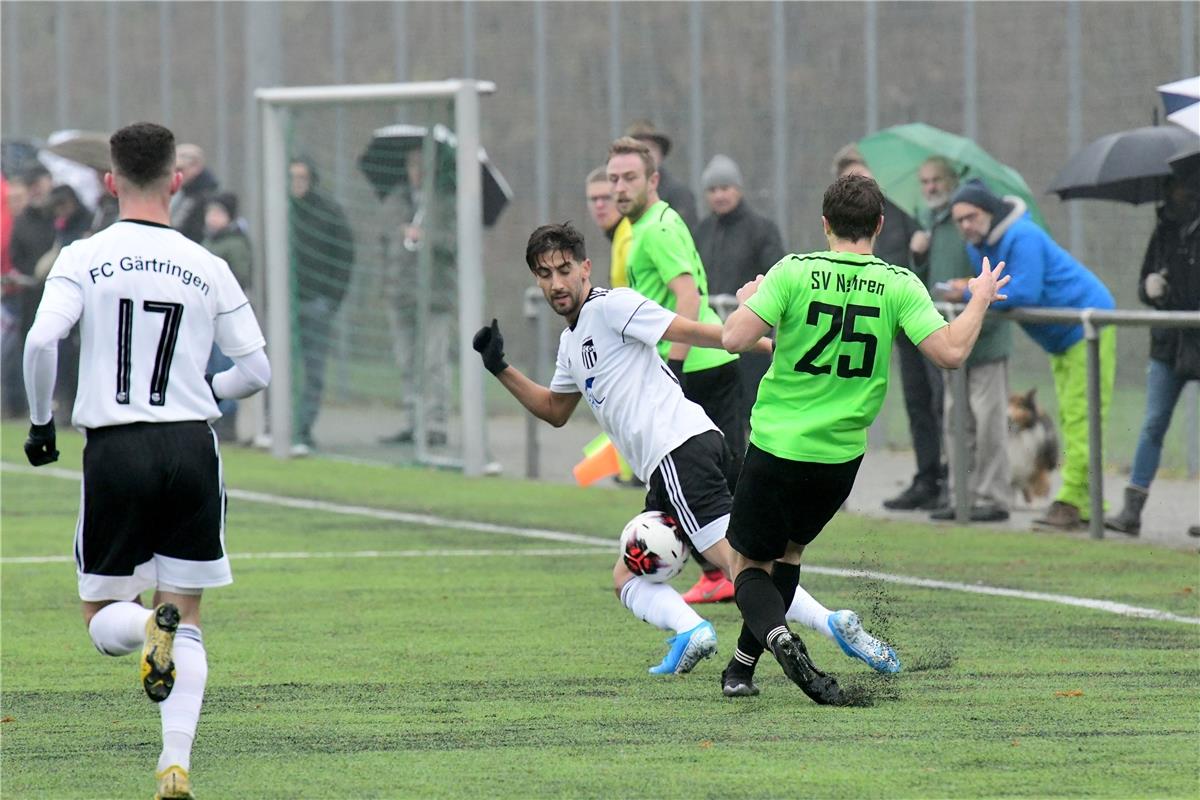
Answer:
[{"left": 2, "top": 424, "right": 1198, "bottom": 798}]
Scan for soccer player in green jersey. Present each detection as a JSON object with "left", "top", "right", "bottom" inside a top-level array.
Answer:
[
  {"left": 718, "top": 174, "right": 1009, "bottom": 704},
  {"left": 607, "top": 136, "right": 742, "bottom": 605}
]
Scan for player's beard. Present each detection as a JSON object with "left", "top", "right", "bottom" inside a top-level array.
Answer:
[
  {"left": 549, "top": 287, "right": 584, "bottom": 319},
  {"left": 619, "top": 186, "right": 649, "bottom": 219}
]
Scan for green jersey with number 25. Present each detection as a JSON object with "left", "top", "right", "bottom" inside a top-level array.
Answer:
[{"left": 744, "top": 251, "right": 947, "bottom": 463}]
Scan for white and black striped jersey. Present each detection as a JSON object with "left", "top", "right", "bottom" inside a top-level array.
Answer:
[
  {"left": 36, "top": 219, "right": 265, "bottom": 429},
  {"left": 549, "top": 287, "right": 717, "bottom": 481}
]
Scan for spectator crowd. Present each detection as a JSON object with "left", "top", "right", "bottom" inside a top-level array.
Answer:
[{"left": 3, "top": 117, "right": 1197, "bottom": 541}]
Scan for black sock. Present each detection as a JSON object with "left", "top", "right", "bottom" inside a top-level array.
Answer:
[
  {"left": 692, "top": 549, "right": 717, "bottom": 574},
  {"left": 732, "top": 562, "right": 801, "bottom": 670},
  {"left": 733, "top": 567, "right": 790, "bottom": 658}
]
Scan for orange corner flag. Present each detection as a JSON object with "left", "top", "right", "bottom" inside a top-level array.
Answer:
[{"left": 572, "top": 441, "right": 622, "bottom": 486}]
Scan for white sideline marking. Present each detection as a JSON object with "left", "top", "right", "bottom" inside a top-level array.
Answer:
[
  {"left": 5, "top": 462, "right": 1198, "bottom": 625},
  {"left": 802, "top": 566, "right": 1200, "bottom": 626},
  {"left": 3, "top": 547, "right": 610, "bottom": 565}
]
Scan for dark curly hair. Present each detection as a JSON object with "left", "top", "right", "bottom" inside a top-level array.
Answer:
[
  {"left": 109, "top": 122, "right": 175, "bottom": 188},
  {"left": 525, "top": 222, "right": 588, "bottom": 272},
  {"left": 822, "top": 174, "right": 884, "bottom": 242}
]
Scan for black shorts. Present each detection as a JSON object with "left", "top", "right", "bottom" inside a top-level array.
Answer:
[
  {"left": 76, "top": 421, "right": 231, "bottom": 601},
  {"left": 684, "top": 360, "right": 745, "bottom": 478},
  {"left": 644, "top": 430, "right": 735, "bottom": 553},
  {"left": 727, "top": 443, "right": 863, "bottom": 562}
]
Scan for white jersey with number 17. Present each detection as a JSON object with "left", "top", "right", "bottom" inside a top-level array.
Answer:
[{"left": 37, "top": 219, "right": 265, "bottom": 429}]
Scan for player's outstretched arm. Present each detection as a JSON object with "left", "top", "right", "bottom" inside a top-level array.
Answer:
[
  {"left": 664, "top": 274, "right": 701, "bottom": 363},
  {"left": 721, "top": 306, "right": 771, "bottom": 354},
  {"left": 663, "top": 315, "right": 771, "bottom": 354},
  {"left": 919, "top": 257, "right": 1010, "bottom": 369},
  {"left": 721, "top": 274, "right": 772, "bottom": 353},
  {"left": 473, "top": 319, "right": 581, "bottom": 427}
]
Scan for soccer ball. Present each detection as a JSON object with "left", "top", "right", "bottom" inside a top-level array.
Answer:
[{"left": 619, "top": 511, "right": 690, "bottom": 583}]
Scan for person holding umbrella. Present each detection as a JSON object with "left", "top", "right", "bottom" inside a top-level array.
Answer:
[
  {"left": 1105, "top": 176, "right": 1200, "bottom": 537},
  {"left": 833, "top": 144, "right": 941, "bottom": 511},
  {"left": 916, "top": 157, "right": 1014, "bottom": 522},
  {"left": 941, "top": 180, "right": 1115, "bottom": 531}
]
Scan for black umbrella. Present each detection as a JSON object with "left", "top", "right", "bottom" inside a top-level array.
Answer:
[
  {"left": 1048, "top": 125, "right": 1199, "bottom": 204},
  {"left": 357, "top": 123, "right": 512, "bottom": 226},
  {"left": 1168, "top": 142, "right": 1200, "bottom": 183}
]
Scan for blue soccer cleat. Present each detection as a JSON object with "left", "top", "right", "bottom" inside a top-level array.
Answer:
[
  {"left": 649, "top": 620, "right": 717, "bottom": 675},
  {"left": 827, "top": 610, "right": 901, "bottom": 674}
]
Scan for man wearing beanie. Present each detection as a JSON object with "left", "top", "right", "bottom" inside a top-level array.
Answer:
[
  {"left": 916, "top": 159, "right": 1013, "bottom": 523},
  {"left": 943, "top": 179, "right": 1116, "bottom": 531},
  {"left": 694, "top": 154, "right": 785, "bottom": 438}
]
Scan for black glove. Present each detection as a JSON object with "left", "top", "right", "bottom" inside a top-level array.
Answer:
[
  {"left": 667, "top": 358, "right": 686, "bottom": 388},
  {"left": 472, "top": 318, "right": 509, "bottom": 376},
  {"left": 205, "top": 373, "right": 221, "bottom": 402},
  {"left": 24, "top": 420, "right": 59, "bottom": 467}
]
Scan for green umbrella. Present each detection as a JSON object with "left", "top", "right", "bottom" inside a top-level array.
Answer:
[{"left": 858, "top": 123, "right": 1046, "bottom": 229}]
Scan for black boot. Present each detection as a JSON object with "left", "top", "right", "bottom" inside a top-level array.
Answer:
[
  {"left": 1104, "top": 486, "right": 1148, "bottom": 536},
  {"left": 883, "top": 480, "right": 942, "bottom": 511}
]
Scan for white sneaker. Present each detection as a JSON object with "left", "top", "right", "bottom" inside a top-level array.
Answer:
[
  {"left": 827, "top": 610, "right": 901, "bottom": 674},
  {"left": 289, "top": 442, "right": 311, "bottom": 457}
]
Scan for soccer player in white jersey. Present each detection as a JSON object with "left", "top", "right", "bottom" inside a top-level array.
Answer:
[
  {"left": 473, "top": 222, "right": 759, "bottom": 675},
  {"left": 21, "top": 122, "right": 270, "bottom": 800}
]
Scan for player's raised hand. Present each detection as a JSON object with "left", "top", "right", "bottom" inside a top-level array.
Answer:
[
  {"left": 472, "top": 318, "right": 510, "bottom": 375},
  {"left": 736, "top": 274, "right": 766, "bottom": 304},
  {"left": 24, "top": 419, "right": 59, "bottom": 467},
  {"left": 967, "top": 257, "right": 1010, "bottom": 304}
]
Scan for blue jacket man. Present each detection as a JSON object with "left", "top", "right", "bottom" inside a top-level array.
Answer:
[{"left": 945, "top": 180, "right": 1115, "bottom": 531}]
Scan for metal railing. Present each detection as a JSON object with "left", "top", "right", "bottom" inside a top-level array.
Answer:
[
  {"left": 710, "top": 295, "right": 1200, "bottom": 540},
  {"left": 937, "top": 306, "right": 1200, "bottom": 538},
  {"left": 519, "top": 289, "right": 1198, "bottom": 539}
]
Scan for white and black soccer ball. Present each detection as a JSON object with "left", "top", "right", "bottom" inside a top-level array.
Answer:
[{"left": 619, "top": 511, "right": 690, "bottom": 583}]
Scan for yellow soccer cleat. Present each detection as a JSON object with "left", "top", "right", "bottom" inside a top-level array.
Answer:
[
  {"left": 141, "top": 603, "right": 180, "bottom": 702},
  {"left": 154, "top": 765, "right": 195, "bottom": 800}
]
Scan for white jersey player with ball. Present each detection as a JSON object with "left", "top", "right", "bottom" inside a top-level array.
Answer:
[
  {"left": 21, "top": 123, "right": 269, "bottom": 800},
  {"left": 473, "top": 222, "right": 771, "bottom": 677},
  {"left": 548, "top": 286, "right": 716, "bottom": 486}
]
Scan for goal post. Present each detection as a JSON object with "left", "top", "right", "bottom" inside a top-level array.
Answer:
[{"left": 255, "top": 79, "right": 496, "bottom": 476}]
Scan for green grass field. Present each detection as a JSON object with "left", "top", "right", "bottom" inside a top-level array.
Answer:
[{"left": 2, "top": 423, "right": 1198, "bottom": 799}]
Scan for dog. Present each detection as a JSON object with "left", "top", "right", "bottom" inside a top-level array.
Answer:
[{"left": 1008, "top": 388, "right": 1059, "bottom": 504}]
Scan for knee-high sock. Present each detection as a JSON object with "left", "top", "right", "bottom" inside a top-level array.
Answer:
[
  {"left": 88, "top": 602, "right": 154, "bottom": 656},
  {"left": 733, "top": 567, "right": 791, "bottom": 654},
  {"left": 157, "top": 625, "right": 207, "bottom": 773},
  {"left": 732, "top": 562, "right": 800, "bottom": 670},
  {"left": 620, "top": 577, "right": 704, "bottom": 634},
  {"left": 785, "top": 584, "right": 835, "bottom": 640}
]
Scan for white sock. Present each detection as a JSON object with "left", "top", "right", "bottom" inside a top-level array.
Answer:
[
  {"left": 784, "top": 584, "right": 835, "bottom": 642},
  {"left": 619, "top": 577, "right": 704, "bottom": 633},
  {"left": 88, "top": 602, "right": 153, "bottom": 656},
  {"left": 157, "top": 625, "right": 207, "bottom": 773}
]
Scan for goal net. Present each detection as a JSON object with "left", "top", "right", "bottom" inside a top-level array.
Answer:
[{"left": 256, "top": 81, "right": 502, "bottom": 475}]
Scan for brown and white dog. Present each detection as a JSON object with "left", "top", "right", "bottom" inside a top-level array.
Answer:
[{"left": 1008, "top": 389, "right": 1059, "bottom": 504}]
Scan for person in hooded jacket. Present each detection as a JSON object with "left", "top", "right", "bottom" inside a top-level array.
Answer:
[{"left": 1105, "top": 177, "right": 1200, "bottom": 537}]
